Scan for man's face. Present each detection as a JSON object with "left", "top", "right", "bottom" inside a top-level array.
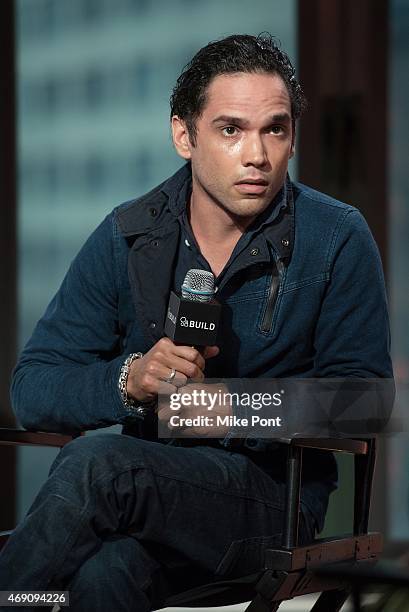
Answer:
[{"left": 172, "top": 71, "right": 295, "bottom": 222}]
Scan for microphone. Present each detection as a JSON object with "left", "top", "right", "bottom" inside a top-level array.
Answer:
[
  {"left": 164, "top": 269, "right": 221, "bottom": 348},
  {"left": 181, "top": 269, "right": 215, "bottom": 302}
]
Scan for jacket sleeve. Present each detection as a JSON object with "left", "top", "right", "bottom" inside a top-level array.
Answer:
[
  {"left": 10, "top": 213, "right": 134, "bottom": 433},
  {"left": 312, "top": 208, "right": 394, "bottom": 432},
  {"left": 314, "top": 208, "right": 393, "bottom": 378}
]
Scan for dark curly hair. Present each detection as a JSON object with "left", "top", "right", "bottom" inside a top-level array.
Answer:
[{"left": 170, "top": 33, "right": 307, "bottom": 144}]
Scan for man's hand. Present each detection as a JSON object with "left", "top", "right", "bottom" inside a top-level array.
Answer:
[
  {"left": 158, "top": 382, "right": 233, "bottom": 438},
  {"left": 126, "top": 337, "right": 219, "bottom": 403}
]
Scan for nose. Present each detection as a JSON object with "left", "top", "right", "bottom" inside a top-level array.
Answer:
[{"left": 241, "top": 132, "right": 267, "bottom": 168}]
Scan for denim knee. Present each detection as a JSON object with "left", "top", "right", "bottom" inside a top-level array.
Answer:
[
  {"left": 48, "top": 433, "right": 141, "bottom": 481},
  {"left": 67, "top": 535, "right": 160, "bottom": 612},
  {"left": 67, "top": 546, "right": 127, "bottom": 611}
]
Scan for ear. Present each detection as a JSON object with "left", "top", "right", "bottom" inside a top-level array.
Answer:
[{"left": 171, "top": 116, "right": 192, "bottom": 160}]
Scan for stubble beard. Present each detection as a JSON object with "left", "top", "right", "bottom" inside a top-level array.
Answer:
[{"left": 194, "top": 173, "right": 272, "bottom": 226}]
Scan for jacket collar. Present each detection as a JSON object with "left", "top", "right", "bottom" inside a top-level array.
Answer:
[
  {"left": 115, "top": 164, "right": 295, "bottom": 344},
  {"left": 116, "top": 162, "right": 294, "bottom": 261},
  {"left": 263, "top": 175, "right": 295, "bottom": 260},
  {"left": 161, "top": 162, "right": 192, "bottom": 216},
  {"left": 115, "top": 164, "right": 191, "bottom": 238}
]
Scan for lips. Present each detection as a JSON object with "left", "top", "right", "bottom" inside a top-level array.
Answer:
[
  {"left": 236, "top": 178, "right": 269, "bottom": 186},
  {"left": 235, "top": 178, "right": 269, "bottom": 195}
]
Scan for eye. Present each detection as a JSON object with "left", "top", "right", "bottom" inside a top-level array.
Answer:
[
  {"left": 222, "top": 126, "right": 239, "bottom": 136},
  {"left": 270, "top": 125, "right": 284, "bottom": 135}
]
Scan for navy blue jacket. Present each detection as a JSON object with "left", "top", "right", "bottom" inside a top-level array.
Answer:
[{"left": 10, "top": 164, "right": 393, "bottom": 530}]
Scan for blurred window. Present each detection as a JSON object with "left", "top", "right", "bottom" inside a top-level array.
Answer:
[
  {"left": 85, "top": 155, "right": 105, "bottom": 192},
  {"left": 83, "top": 0, "right": 103, "bottom": 23},
  {"left": 85, "top": 69, "right": 105, "bottom": 108},
  {"left": 43, "top": 77, "right": 59, "bottom": 113}
]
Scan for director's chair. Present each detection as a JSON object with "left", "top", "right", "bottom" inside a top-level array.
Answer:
[{"left": 0, "top": 429, "right": 381, "bottom": 611}]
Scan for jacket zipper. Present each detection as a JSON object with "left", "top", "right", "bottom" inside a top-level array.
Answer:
[{"left": 260, "top": 259, "right": 284, "bottom": 333}]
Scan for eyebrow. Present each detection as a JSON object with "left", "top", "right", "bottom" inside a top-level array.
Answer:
[{"left": 211, "top": 113, "right": 292, "bottom": 126}]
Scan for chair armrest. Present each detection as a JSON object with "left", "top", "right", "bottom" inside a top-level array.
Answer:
[
  {"left": 274, "top": 437, "right": 368, "bottom": 455},
  {"left": 280, "top": 437, "right": 369, "bottom": 455},
  {"left": 0, "top": 428, "right": 81, "bottom": 448}
]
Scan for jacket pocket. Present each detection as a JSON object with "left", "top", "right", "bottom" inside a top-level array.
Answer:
[
  {"left": 259, "top": 260, "right": 285, "bottom": 334},
  {"left": 215, "top": 534, "right": 282, "bottom": 579}
]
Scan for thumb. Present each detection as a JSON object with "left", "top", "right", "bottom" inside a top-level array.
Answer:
[{"left": 203, "top": 345, "right": 220, "bottom": 359}]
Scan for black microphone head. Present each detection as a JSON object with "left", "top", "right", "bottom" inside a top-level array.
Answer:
[{"left": 181, "top": 269, "right": 215, "bottom": 303}]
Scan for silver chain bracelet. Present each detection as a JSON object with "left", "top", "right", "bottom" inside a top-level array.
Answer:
[{"left": 118, "top": 352, "right": 144, "bottom": 409}]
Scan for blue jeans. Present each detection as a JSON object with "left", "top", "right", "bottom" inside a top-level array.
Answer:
[{"left": 0, "top": 434, "right": 317, "bottom": 611}]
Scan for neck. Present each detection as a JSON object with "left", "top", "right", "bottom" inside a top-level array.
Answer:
[
  {"left": 187, "top": 179, "right": 255, "bottom": 278},
  {"left": 188, "top": 182, "right": 253, "bottom": 247}
]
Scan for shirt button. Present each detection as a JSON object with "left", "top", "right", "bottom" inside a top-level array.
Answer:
[
  {"left": 149, "top": 322, "right": 156, "bottom": 329},
  {"left": 149, "top": 208, "right": 157, "bottom": 217},
  {"left": 250, "top": 248, "right": 259, "bottom": 256},
  {"left": 150, "top": 239, "right": 159, "bottom": 247},
  {"left": 281, "top": 238, "right": 290, "bottom": 247}
]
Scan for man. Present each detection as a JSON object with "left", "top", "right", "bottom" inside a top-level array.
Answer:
[{"left": 0, "top": 34, "right": 392, "bottom": 610}]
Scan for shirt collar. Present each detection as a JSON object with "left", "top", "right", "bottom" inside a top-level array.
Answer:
[{"left": 163, "top": 163, "right": 294, "bottom": 261}]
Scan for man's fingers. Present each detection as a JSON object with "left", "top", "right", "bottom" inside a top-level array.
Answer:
[
  {"left": 171, "top": 344, "right": 219, "bottom": 367},
  {"left": 144, "top": 353, "right": 204, "bottom": 381},
  {"left": 137, "top": 373, "right": 177, "bottom": 400},
  {"left": 172, "top": 345, "right": 205, "bottom": 370},
  {"left": 162, "top": 355, "right": 205, "bottom": 380},
  {"left": 144, "top": 360, "right": 187, "bottom": 386},
  {"left": 127, "top": 339, "right": 220, "bottom": 403},
  {"left": 202, "top": 345, "right": 220, "bottom": 359},
  {"left": 155, "top": 339, "right": 219, "bottom": 369}
]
